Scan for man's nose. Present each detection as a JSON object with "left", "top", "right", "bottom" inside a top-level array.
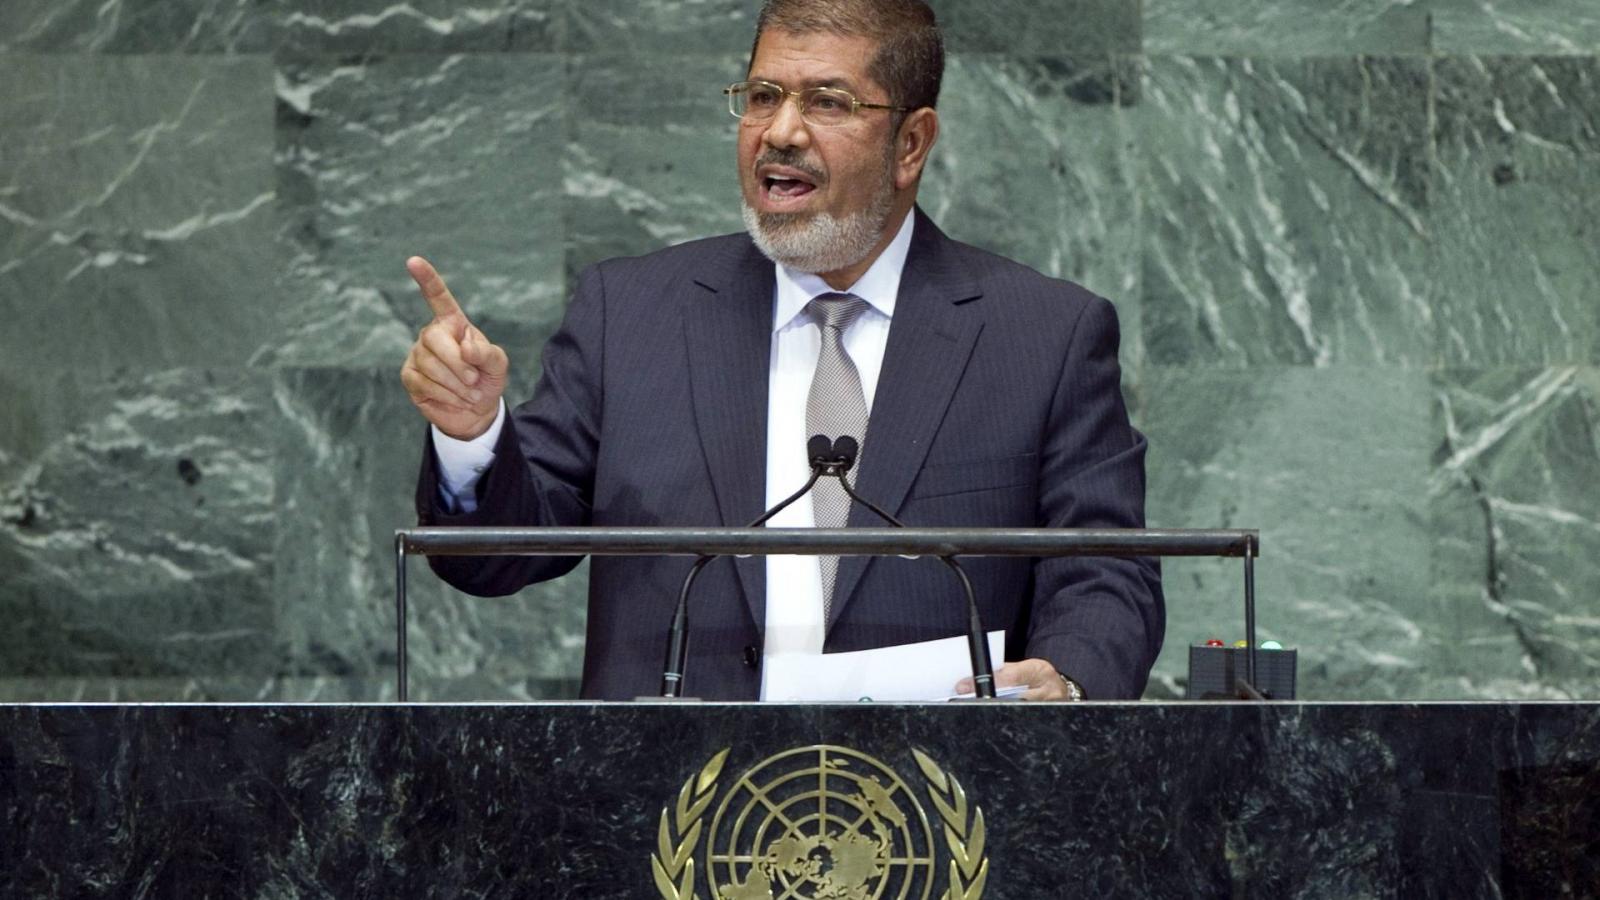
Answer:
[{"left": 761, "top": 95, "right": 811, "bottom": 150}]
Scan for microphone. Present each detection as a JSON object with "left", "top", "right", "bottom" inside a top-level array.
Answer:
[
  {"left": 808, "top": 434, "right": 856, "bottom": 477},
  {"left": 659, "top": 436, "right": 836, "bottom": 698},
  {"left": 808, "top": 434, "right": 838, "bottom": 468},
  {"left": 660, "top": 434, "right": 999, "bottom": 700},
  {"left": 809, "top": 436, "right": 998, "bottom": 700},
  {"left": 831, "top": 435, "right": 858, "bottom": 467}
]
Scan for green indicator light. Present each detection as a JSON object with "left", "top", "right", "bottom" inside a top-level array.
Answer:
[{"left": 1260, "top": 640, "right": 1283, "bottom": 650}]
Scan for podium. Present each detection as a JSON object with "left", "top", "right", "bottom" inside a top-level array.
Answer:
[
  {"left": 1, "top": 702, "right": 1595, "bottom": 897},
  {"left": 6, "top": 529, "right": 1588, "bottom": 896}
]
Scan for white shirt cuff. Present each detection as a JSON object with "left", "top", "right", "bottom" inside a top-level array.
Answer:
[{"left": 431, "top": 401, "right": 506, "bottom": 514}]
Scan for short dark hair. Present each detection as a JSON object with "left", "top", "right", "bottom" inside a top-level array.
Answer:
[{"left": 750, "top": 0, "right": 944, "bottom": 124}]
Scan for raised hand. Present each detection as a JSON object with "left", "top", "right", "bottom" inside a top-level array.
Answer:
[{"left": 399, "top": 256, "right": 510, "bottom": 441}]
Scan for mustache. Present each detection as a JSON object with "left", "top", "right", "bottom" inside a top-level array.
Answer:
[{"left": 755, "top": 149, "right": 826, "bottom": 184}]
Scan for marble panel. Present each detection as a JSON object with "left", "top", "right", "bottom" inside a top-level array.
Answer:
[
  {"left": 1431, "top": 56, "right": 1600, "bottom": 366},
  {"left": 559, "top": 0, "right": 1141, "bottom": 56},
  {"left": 1144, "top": 0, "right": 1432, "bottom": 56},
  {"left": 271, "top": 53, "right": 568, "bottom": 370},
  {"left": 1428, "top": 368, "right": 1600, "bottom": 699},
  {"left": 2, "top": 0, "right": 557, "bottom": 53},
  {"left": 1433, "top": 0, "right": 1600, "bottom": 54},
  {"left": 564, "top": 0, "right": 756, "bottom": 54},
  {"left": 0, "top": 362, "right": 590, "bottom": 699},
  {"left": 271, "top": 368, "right": 588, "bottom": 700},
  {"left": 272, "top": 0, "right": 560, "bottom": 53},
  {"left": 0, "top": 675, "right": 583, "bottom": 703},
  {"left": 0, "top": 370, "right": 279, "bottom": 682},
  {"left": 1139, "top": 367, "right": 1435, "bottom": 700},
  {"left": 0, "top": 55, "right": 277, "bottom": 463},
  {"left": 921, "top": 55, "right": 1142, "bottom": 364},
  {"left": 2, "top": 0, "right": 273, "bottom": 53},
  {"left": 0, "top": 677, "right": 345, "bottom": 703},
  {"left": 0, "top": 703, "right": 1594, "bottom": 897},
  {"left": 1139, "top": 56, "right": 1434, "bottom": 367},
  {"left": 927, "top": 0, "right": 1140, "bottom": 54},
  {"left": 1498, "top": 756, "right": 1600, "bottom": 896},
  {"left": 563, "top": 54, "right": 745, "bottom": 281}
]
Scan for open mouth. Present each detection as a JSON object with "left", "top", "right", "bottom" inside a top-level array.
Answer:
[
  {"left": 758, "top": 164, "right": 822, "bottom": 206},
  {"left": 764, "top": 175, "right": 816, "bottom": 199}
]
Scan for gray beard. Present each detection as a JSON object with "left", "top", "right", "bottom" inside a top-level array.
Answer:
[{"left": 741, "top": 183, "right": 895, "bottom": 276}]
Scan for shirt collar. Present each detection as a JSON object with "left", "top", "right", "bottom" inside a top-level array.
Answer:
[{"left": 772, "top": 210, "right": 915, "bottom": 333}]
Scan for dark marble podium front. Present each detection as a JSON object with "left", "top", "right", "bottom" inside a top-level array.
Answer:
[{"left": 1, "top": 702, "right": 1595, "bottom": 898}]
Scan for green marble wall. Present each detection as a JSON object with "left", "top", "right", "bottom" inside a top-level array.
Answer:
[{"left": 1, "top": 2, "right": 1595, "bottom": 701}]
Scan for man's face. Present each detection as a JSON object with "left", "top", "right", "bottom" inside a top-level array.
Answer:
[{"left": 738, "top": 28, "right": 900, "bottom": 275}]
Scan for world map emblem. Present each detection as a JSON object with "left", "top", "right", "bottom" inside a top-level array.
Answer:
[{"left": 652, "top": 745, "right": 988, "bottom": 900}]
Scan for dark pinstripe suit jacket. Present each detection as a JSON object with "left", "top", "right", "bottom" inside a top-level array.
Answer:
[{"left": 416, "top": 209, "right": 1164, "bottom": 701}]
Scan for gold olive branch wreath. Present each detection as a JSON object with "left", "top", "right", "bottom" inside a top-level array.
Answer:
[
  {"left": 912, "top": 749, "right": 989, "bottom": 900},
  {"left": 652, "top": 747, "right": 729, "bottom": 900},
  {"left": 651, "top": 747, "right": 988, "bottom": 900}
]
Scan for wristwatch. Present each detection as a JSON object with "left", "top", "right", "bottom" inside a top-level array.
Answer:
[{"left": 1058, "top": 674, "right": 1086, "bottom": 702}]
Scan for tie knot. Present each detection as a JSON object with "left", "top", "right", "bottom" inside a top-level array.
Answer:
[{"left": 807, "top": 293, "right": 868, "bottom": 332}]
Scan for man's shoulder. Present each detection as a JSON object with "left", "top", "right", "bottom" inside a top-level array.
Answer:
[{"left": 928, "top": 227, "right": 1109, "bottom": 316}]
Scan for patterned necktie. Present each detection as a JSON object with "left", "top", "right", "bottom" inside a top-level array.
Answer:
[{"left": 805, "top": 293, "right": 870, "bottom": 618}]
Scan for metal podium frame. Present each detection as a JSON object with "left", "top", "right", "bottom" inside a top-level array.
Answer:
[{"left": 393, "top": 527, "right": 1260, "bottom": 702}]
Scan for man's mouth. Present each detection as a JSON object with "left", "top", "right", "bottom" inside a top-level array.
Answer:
[
  {"left": 764, "top": 176, "right": 816, "bottom": 199},
  {"left": 757, "top": 163, "right": 822, "bottom": 205}
]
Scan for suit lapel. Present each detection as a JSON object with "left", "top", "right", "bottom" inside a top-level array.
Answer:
[
  {"left": 827, "top": 212, "right": 984, "bottom": 631},
  {"left": 685, "top": 240, "right": 775, "bottom": 628}
]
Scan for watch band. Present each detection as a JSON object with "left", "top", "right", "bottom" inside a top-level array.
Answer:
[{"left": 1058, "top": 673, "right": 1086, "bottom": 702}]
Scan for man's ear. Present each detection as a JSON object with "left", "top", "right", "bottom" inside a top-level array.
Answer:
[{"left": 893, "top": 107, "right": 939, "bottom": 190}]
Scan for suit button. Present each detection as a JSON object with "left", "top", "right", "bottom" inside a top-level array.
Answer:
[{"left": 743, "top": 645, "right": 760, "bottom": 668}]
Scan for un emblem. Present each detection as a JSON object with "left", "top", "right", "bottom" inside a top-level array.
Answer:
[{"left": 652, "top": 745, "right": 988, "bottom": 900}]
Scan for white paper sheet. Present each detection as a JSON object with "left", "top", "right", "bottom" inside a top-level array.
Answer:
[{"left": 762, "top": 630, "right": 1007, "bottom": 702}]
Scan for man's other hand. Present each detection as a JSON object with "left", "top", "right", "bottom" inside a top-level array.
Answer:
[
  {"left": 400, "top": 256, "right": 509, "bottom": 440},
  {"left": 955, "top": 658, "right": 1079, "bottom": 701}
]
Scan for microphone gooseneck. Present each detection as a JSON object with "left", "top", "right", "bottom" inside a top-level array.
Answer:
[
  {"left": 659, "top": 435, "right": 837, "bottom": 697},
  {"left": 660, "top": 554, "right": 713, "bottom": 698},
  {"left": 819, "top": 436, "right": 997, "bottom": 700}
]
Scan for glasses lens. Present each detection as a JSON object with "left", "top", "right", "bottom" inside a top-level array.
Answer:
[
  {"left": 731, "top": 82, "right": 783, "bottom": 120},
  {"left": 801, "top": 88, "right": 854, "bottom": 126}
]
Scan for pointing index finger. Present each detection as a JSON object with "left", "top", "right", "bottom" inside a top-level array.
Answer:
[{"left": 407, "top": 255, "right": 465, "bottom": 322}]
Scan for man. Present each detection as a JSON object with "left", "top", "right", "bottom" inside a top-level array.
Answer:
[{"left": 401, "top": 0, "right": 1163, "bottom": 701}]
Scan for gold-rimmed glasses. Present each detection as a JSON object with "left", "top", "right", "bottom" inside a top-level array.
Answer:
[{"left": 724, "top": 80, "right": 911, "bottom": 127}]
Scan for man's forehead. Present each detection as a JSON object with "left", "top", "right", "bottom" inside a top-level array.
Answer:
[
  {"left": 747, "top": 71, "right": 861, "bottom": 92},
  {"left": 749, "top": 28, "right": 880, "bottom": 90}
]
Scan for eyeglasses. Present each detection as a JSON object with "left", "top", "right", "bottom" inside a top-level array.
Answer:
[{"left": 724, "top": 80, "right": 911, "bottom": 128}]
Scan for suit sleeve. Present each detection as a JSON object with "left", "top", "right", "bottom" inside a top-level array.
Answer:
[
  {"left": 1025, "top": 295, "right": 1165, "bottom": 700},
  {"left": 413, "top": 263, "right": 609, "bottom": 596}
]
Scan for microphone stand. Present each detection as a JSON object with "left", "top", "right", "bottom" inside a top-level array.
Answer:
[
  {"left": 658, "top": 439, "right": 831, "bottom": 698},
  {"left": 659, "top": 436, "right": 999, "bottom": 700},
  {"left": 658, "top": 555, "right": 713, "bottom": 698},
  {"left": 823, "top": 437, "right": 997, "bottom": 700}
]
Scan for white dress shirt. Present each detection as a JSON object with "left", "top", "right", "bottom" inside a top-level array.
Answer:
[
  {"left": 757, "top": 212, "right": 912, "bottom": 697},
  {"left": 431, "top": 211, "right": 917, "bottom": 699}
]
